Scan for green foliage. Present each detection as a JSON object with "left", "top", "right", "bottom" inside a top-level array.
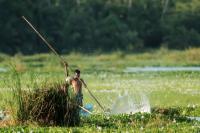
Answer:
[
  {"left": 10, "top": 67, "right": 25, "bottom": 121},
  {"left": 0, "top": 51, "right": 200, "bottom": 131},
  {"left": 1, "top": 0, "right": 200, "bottom": 54},
  {"left": 0, "top": 111, "right": 200, "bottom": 132}
]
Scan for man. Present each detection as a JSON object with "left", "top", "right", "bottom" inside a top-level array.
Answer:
[{"left": 66, "top": 69, "right": 87, "bottom": 106}]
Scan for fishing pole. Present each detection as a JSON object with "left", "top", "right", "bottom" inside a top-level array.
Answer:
[
  {"left": 78, "top": 105, "right": 92, "bottom": 114},
  {"left": 22, "top": 16, "right": 65, "bottom": 63},
  {"left": 22, "top": 16, "right": 69, "bottom": 76},
  {"left": 85, "top": 85, "right": 105, "bottom": 112},
  {"left": 22, "top": 16, "right": 105, "bottom": 113}
]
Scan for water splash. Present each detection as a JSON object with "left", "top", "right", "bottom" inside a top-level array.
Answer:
[{"left": 109, "top": 90, "right": 150, "bottom": 114}]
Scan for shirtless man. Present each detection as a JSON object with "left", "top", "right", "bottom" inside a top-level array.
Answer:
[{"left": 66, "top": 69, "right": 87, "bottom": 106}]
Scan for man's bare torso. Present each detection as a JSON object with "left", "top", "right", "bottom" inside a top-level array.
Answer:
[
  {"left": 71, "top": 77, "right": 82, "bottom": 95},
  {"left": 66, "top": 76, "right": 83, "bottom": 95}
]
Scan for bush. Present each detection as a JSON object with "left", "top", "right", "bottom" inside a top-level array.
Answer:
[{"left": 18, "top": 83, "right": 80, "bottom": 126}]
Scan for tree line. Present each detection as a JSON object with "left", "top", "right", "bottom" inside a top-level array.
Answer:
[{"left": 0, "top": 0, "right": 200, "bottom": 54}]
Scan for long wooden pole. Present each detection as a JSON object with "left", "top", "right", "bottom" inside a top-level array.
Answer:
[
  {"left": 80, "top": 79, "right": 105, "bottom": 112},
  {"left": 85, "top": 86, "right": 105, "bottom": 112},
  {"left": 22, "top": 16, "right": 70, "bottom": 76},
  {"left": 78, "top": 105, "right": 93, "bottom": 114},
  {"left": 22, "top": 16, "right": 66, "bottom": 64}
]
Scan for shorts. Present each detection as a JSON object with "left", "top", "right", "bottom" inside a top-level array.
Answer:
[{"left": 76, "top": 93, "right": 83, "bottom": 106}]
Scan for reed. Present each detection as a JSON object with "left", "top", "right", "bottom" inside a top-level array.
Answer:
[
  {"left": 20, "top": 83, "right": 80, "bottom": 126},
  {"left": 11, "top": 68, "right": 80, "bottom": 126}
]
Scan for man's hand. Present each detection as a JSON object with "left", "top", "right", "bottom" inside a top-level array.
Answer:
[
  {"left": 63, "top": 61, "right": 68, "bottom": 67},
  {"left": 63, "top": 61, "right": 69, "bottom": 77}
]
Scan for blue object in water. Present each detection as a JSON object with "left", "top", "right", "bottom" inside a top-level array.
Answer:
[{"left": 80, "top": 103, "right": 93, "bottom": 117}]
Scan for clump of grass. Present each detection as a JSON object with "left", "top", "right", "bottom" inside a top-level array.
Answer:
[
  {"left": 95, "top": 51, "right": 125, "bottom": 61},
  {"left": 0, "top": 53, "right": 9, "bottom": 63},
  {"left": 185, "top": 48, "right": 200, "bottom": 62},
  {"left": 151, "top": 107, "right": 181, "bottom": 118},
  {"left": 10, "top": 67, "right": 80, "bottom": 126},
  {"left": 18, "top": 83, "right": 80, "bottom": 126},
  {"left": 11, "top": 55, "right": 27, "bottom": 72}
]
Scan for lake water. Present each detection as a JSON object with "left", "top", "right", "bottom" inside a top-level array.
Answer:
[
  {"left": 0, "top": 67, "right": 7, "bottom": 72},
  {"left": 124, "top": 67, "right": 200, "bottom": 72},
  {"left": 188, "top": 117, "right": 200, "bottom": 122}
]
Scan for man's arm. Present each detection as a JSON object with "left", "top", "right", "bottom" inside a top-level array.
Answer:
[
  {"left": 66, "top": 76, "right": 72, "bottom": 85},
  {"left": 63, "top": 61, "right": 69, "bottom": 77}
]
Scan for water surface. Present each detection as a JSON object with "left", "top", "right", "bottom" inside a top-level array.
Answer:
[
  {"left": 188, "top": 117, "right": 200, "bottom": 122},
  {"left": 124, "top": 67, "right": 200, "bottom": 72},
  {"left": 0, "top": 67, "right": 7, "bottom": 72}
]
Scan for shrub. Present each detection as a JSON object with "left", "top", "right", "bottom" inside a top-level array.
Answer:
[{"left": 18, "top": 83, "right": 80, "bottom": 126}]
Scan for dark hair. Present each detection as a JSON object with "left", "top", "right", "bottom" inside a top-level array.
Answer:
[{"left": 74, "top": 69, "right": 80, "bottom": 74}]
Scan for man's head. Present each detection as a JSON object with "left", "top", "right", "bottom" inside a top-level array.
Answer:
[{"left": 74, "top": 69, "right": 81, "bottom": 78}]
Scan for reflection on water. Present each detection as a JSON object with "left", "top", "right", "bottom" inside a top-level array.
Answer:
[{"left": 124, "top": 67, "right": 200, "bottom": 72}]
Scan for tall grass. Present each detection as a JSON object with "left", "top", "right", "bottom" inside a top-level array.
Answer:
[
  {"left": 9, "top": 66, "right": 80, "bottom": 126},
  {"left": 21, "top": 83, "right": 80, "bottom": 126},
  {"left": 10, "top": 66, "right": 25, "bottom": 121}
]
